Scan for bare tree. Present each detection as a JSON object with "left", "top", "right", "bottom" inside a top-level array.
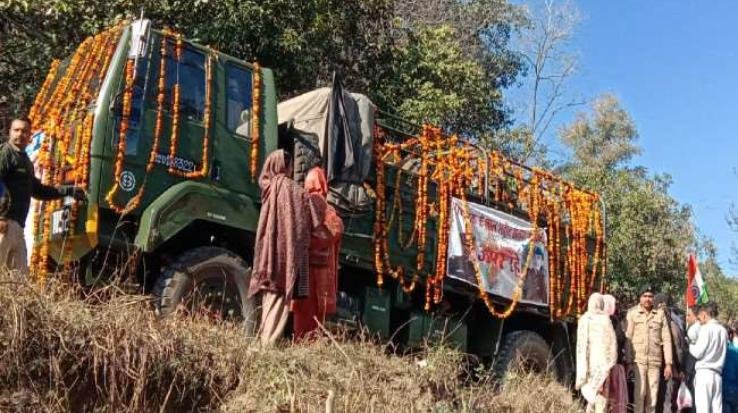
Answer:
[{"left": 517, "top": 0, "right": 583, "bottom": 162}]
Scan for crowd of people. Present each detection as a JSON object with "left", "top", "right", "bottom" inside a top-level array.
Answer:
[{"left": 577, "top": 287, "right": 738, "bottom": 413}]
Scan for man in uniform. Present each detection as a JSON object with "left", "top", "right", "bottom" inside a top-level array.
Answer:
[
  {"left": 626, "top": 286, "right": 674, "bottom": 413},
  {"left": 0, "top": 118, "right": 84, "bottom": 273}
]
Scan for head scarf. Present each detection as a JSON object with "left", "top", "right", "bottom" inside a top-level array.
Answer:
[
  {"left": 249, "top": 150, "right": 324, "bottom": 299},
  {"left": 576, "top": 292, "right": 618, "bottom": 403},
  {"left": 602, "top": 294, "right": 617, "bottom": 316},
  {"left": 258, "top": 149, "right": 289, "bottom": 198},
  {"left": 587, "top": 292, "right": 605, "bottom": 315}
]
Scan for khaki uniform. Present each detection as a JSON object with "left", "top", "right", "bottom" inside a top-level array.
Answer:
[
  {"left": 625, "top": 305, "right": 673, "bottom": 413},
  {"left": 0, "top": 219, "right": 28, "bottom": 274}
]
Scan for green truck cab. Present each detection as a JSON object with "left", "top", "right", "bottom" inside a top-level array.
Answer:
[{"left": 31, "top": 21, "right": 605, "bottom": 382}]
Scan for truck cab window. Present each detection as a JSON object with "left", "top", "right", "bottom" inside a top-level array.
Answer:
[
  {"left": 225, "top": 63, "right": 253, "bottom": 137},
  {"left": 145, "top": 39, "right": 206, "bottom": 121},
  {"left": 166, "top": 43, "right": 206, "bottom": 121}
]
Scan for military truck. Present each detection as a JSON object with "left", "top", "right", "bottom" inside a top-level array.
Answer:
[{"left": 29, "top": 20, "right": 606, "bottom": 381}]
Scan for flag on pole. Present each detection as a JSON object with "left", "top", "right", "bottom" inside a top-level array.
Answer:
[{"left": 686, "top": 253, "right": 709, "bottom": 307}]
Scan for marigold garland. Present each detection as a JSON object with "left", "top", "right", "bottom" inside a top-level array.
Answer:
[
  {"left": 372, "top": 122, "right": 605, "bottom": 319},
  {"left": 104, "top": 30, "right": 216, "bottom": 214},
  {"left": 123, "top": 34, "right": 170, "bottom": 210},
  {"left": 104, "top": 57, "right": 136, "bottom": 214},
  {"left": 31, "top": 24, "right": 123, "bottom": 280},
  {"left": 162, "top": 34, "right": 184, "bottom": 177},
  {"left": 169, "top": 49, "right": 213, "bottom": 179},
  {"left": 250, "top": 62, "right": 262, "bottom": 181},
  {"left": 373, "top": 132, "right": 420, "bottom": 293},
  {"left": 29, "top": 59, "right": 61, "bottom": 126}
]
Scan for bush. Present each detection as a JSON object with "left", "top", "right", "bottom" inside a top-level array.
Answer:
[{"left": 0, "top": 272, "right": 582, "bottom": 412}]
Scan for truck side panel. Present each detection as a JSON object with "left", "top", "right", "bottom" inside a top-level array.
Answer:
[{"left": 134, "top": 181, "right": 259, "bottom": 252}]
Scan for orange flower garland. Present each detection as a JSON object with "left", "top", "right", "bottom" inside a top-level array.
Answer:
[
  {"left": 123, "top": 34, "right": 170, "bottom": 210},
  {"left": 29, "top": 59, "right": 61, "bottom": 126},
  {"left": 104, "top": 30, "right": 215, "bottom": 215},
  {"left": 169, "top": 50, "right": 212, "bottom": 179},
  {"left": 31, "top": 24, "right": 124, "bottom": 280},
  {"left": 373, "top": 134, "right": 420, "bottom": 293},
  {"left": 167, "top": 34, "right": 184, "bottom": 176},
  {"left": 372, "top": 121, "right": 605, "bottom": 319},
  {"left": 104, "top": 58, "right": 135, "bottom": 213},
  {"left": 250, "top": 62, "right": 262, "bottom": 180}
]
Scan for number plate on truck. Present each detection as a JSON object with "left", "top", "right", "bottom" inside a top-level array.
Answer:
[{"left": 51, "top": 207, "right": 70, "bottom": 236}]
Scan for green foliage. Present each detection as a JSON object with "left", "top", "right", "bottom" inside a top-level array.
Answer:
[
  {"left": 560, "top": 95, "right": 695, "bottom": 305},
  {"left": 560, "top": 94, "right": 641, "bottom": 172},
  {"left": 376, "top": 25, "right": 505, "bottom": 138},
  {"left": 1, "top": 0, "right": 526, "bottom": 146}
]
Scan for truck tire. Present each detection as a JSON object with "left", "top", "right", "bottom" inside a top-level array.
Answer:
[
  {"left": 153, "top": 247, "right": 258, "bottom": 335},
  {"left": 493, "top": 330, "right": 552, "bottom": 379}
]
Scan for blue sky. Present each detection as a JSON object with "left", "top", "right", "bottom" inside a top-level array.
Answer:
[{"left": 522, "top": 1, "right": 738, "bottom": 272}]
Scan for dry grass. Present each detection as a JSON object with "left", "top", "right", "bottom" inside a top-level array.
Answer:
[{"left": 0, "top": 272, "right": 583, "bottom": 412}]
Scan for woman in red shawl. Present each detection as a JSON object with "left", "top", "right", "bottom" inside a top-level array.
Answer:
[
  {"left": 292, "top": 167, "right": 344, "bottom": 341},
  {"left": 248, "top": 150, "right": 324, "bottom": 345}
]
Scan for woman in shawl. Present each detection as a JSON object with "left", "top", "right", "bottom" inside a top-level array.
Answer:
[
  {"left": 603, "top": 294, "right": 628, "bottom": 413},
  {"left": 292, "top": 167, "right": 344, "bottom": 340},
  {"left": 248, "top": 150, "right": 324, "bottom": 345},
  {"left": 576, "top": 292, "right": 618, "bottom": 413}
]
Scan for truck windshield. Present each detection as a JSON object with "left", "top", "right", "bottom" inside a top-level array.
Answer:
[{"left": 142, "top": 37, "right": 206, "bottom": 122}]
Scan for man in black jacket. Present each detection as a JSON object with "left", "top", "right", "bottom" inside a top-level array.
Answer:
[
  {"left": 655, "top": 293, "right": 688, "bottom": 413},
  {"left": 0, "top": 118, "right": 84, "bottom": 273}
]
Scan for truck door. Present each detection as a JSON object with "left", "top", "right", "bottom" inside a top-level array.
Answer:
[{"left": 212, "top": 60, "right": 257, "bottom": 194}]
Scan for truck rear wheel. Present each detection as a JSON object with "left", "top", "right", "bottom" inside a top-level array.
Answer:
[
  {"left": 493, "top": 330, "right": 552, "bottom": 379},
  {"left": 153, "top": 247, "right": 258, "bottom": 334}
]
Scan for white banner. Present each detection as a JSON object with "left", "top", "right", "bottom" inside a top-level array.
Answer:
[{"left": 446, "top": 198, "right": 549, "bottom": 306}]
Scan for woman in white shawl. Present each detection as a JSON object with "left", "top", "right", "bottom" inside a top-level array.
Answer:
[{"left": 576, "top": 292, "right": 618, "bottom": 413}]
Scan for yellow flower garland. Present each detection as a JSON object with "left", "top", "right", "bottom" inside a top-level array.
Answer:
[
  {"left": 104, "top": 57, "right": 136, "bottom": 214},
  {"left": 31, "top": 24, "right": 124, "bottom": 280},
  {"left": 250, "top": 62, "right": 262, "bottom": 181},
  {"left": 372, "top": 123, "right": 605, "bottom": 319}
]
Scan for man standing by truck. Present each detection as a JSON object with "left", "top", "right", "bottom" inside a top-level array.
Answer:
[
  {"left": 626, "top": 286, "right": 674, "bottom": 413},
  {"left": 0, "top": 118, "right": 84, "bottom": 273},
  {"left": 654, "top": 293, "right": 687, "bottom": 413}
]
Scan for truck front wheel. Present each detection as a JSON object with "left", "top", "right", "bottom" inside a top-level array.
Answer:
[
  {"left": 493, "top": 330, "right": 553, "bottom": 379},
  {"left": 153, "top": 246, "right": 258, "bottom": 334}
]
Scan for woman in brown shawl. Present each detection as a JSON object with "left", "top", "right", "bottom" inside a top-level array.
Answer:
[
  {"left": 292, "top": 167, "right": 344, "bottom": 340},
  {"left": 248, "top": 150, "right": 324, "bottom": 345}
]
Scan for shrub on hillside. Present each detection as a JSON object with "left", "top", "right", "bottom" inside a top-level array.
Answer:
[{"left": 0, "top": 272, "right": 582, "bottom": 412}]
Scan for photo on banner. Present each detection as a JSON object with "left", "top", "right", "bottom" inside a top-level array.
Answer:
[{"left": 446, "top": 197, "right": 549, "bottom": 306}]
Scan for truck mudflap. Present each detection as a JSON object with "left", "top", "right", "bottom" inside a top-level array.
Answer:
[{"left": 134, "top": 181, "right": 259, "bottom": 252}]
